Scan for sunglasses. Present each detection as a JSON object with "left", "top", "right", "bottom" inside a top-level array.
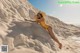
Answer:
[{"left": 37, "top": 13, "right": 43, "bottom": 19}]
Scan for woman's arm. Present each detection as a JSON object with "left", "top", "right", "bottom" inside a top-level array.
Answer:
[{"left": 47, "top": 26, "right": 62, "bottom": 49}]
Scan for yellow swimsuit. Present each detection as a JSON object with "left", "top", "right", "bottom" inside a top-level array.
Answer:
[
  {"left": 39, "top": 21, "right": 49, "bottom": 30},
  {"left": 35, "top": 12, "right": 49, "bottom": 30}
]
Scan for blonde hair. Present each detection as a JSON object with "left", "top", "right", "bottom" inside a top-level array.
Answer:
[{"left": 37, "top": 11, "right": 46, "bottom": 18}]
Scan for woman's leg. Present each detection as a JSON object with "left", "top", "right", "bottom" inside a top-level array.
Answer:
[{"left": 47, "top": 26, "right": 62, "bottom": 49}]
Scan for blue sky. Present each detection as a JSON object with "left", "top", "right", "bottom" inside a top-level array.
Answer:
[
  {"left": 28, "top": 0, "right": 80, "bottom": 25},
  {"left": 28, "top": 0, "right": 57, "bottom": 13}
]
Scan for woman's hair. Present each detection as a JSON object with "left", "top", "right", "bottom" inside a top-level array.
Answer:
[{"left": 37, "top": 12, "right": 43, "bottom": 19}]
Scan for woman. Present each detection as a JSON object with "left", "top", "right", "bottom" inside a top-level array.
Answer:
[{"left": 34, "top": 12, "right": 62, "bottom": 49}]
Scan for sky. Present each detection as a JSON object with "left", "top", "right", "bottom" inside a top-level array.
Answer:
[{"left": 28, "top": 0, "right": 80, "bottom": 25}]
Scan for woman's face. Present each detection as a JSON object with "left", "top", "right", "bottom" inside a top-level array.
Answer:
[
  {"left": 36, "top": 13, "right": 44, "bottom": 21},
  {"left": 37, "top": 13, "right": 42, "bottom": 19}
]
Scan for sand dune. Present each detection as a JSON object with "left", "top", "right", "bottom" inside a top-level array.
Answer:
[{"left": 0, "top": 0, "right": 80, "bottom": 53}]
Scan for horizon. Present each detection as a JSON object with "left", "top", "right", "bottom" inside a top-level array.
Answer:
[{"left": 28, "top": 0, "right": 80, "bottom": 25}]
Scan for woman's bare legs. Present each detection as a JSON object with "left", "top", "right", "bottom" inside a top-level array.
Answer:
[{"left": 47, "top": 26, "right": 62, "bottom": 49}]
